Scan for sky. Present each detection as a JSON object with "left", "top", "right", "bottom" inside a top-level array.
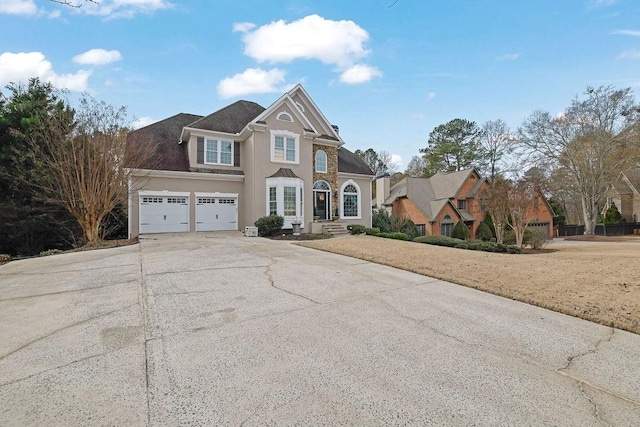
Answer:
[{"left": 1, "top": 0, "right": 639, "bottom": 171}]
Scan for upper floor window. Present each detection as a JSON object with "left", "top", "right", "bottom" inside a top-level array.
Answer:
[
  {"left": 315, "top": 150, "right": 327, "bottom": 173},
  {"left": 270, "top": 130, "right": 299, "bottom": 164},
  {"left": 205, "top": 138, "right": 233, "bottom": 165},
  {"left": 277, "top": 112, "right": 293, "bottom": 122},
  {"left": 340, "top": 180, "right": 361, "bottom": 219},
  {"left": 457, "top": 199, "right": 467, "bottom": 211}
]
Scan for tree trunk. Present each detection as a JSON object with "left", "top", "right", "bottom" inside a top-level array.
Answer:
[{"left": 581, "top": 196, "right": 598, "bottom": 235}]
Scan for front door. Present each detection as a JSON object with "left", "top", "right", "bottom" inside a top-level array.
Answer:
[{"left": 315, "top": 191, "right": 329, "bottom": 220}]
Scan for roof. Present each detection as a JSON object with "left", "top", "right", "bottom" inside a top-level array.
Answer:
[
  {"left": 268, "top": 168, "right": 300, "bottom": 178},
  {"left": 188, "top": 100, "right": 265, "bottom": 134},
  {"left": 383, "top": 169, "right": 484, "bottom": 221},
  {"left": 338, "top": 148, "right": 374, "bottom": 175},
  {"left": 621, "top": 169, "right": 640, "bottom": 194},
  {"left": 126, "top": 113, "right": 202, "bottom": 171}
]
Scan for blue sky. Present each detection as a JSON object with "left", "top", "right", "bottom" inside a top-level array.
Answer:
[{"left": 1, "top": 0, "right": 639, "bottom": 170}]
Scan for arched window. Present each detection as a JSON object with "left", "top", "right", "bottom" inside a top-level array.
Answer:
[
  {"left": 340, "top": 180, "right": 361, "bottom": 219},
  {"left": 277, "top": 112, "right": 293, "bottom": 122},
  {"left": 315, "top": 150, "right": 327, "bottom": 173},
  {"left": 440, "top": 214, "right": 454, "bottom": 237}
]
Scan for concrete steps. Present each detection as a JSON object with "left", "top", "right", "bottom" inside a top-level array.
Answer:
[{"left": 321, "top": 222, "right": 349, "bottom": 236}]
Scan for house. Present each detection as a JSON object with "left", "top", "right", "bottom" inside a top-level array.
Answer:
[
  {"left": 376, "top": 168, "right": 555, "bottom": 239},
  {"left": 125, "top": 84, "right": 373, "bottom": 237},
  {"left": 607, "top": 169, "right": 640, "bottom": 223}
]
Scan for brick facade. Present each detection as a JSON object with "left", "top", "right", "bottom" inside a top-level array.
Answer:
[{"left": 313, "top": 144, "right": 339, "bottom": 219}]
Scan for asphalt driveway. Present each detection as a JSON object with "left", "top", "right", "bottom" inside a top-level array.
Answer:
[{"left": 1, "top": 233, "right": 639, "bottom": 425}]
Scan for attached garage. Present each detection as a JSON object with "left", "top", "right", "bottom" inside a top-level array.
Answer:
[
  {"left": 139, "top": 191, "right": 189, "bottom": 234},
  {"left": 527, "top": 221, "right": 552, "bottom": 239},
  {"left": 195, "top": 192, "right": 238, "bottom": 231}
]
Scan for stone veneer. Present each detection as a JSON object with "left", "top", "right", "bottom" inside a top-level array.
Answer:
[{"left": 312, "top": 144, "right": 339, "bottom": 219}]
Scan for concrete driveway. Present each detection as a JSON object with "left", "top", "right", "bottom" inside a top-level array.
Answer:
[{"left": 1, "top": 233, "right": 639, "bottom": 426}]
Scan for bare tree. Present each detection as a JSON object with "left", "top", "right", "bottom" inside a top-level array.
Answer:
[
  {"left": 479, "top": 119, "right": 515, "bottom": 182},
  {"left": 32, "top": 94, "right": 151, "bottom": 244},
  {"left": 518, "top": 86, "right": 640, "bottom": 234},
  {"left": 485, "top": 177, "right": 511, "bottom": 244},
  {"left": 508, "top": 179, "right": 540, "bottom": 247},
  {"left": 404, "top": 155, "right": 426, "bottom": 177},
  {"left": 49, "top": 0, "right": 98, "bottom": 7},
  {"left": 354, "top": 148, "right": 398, "bottom": 176}
]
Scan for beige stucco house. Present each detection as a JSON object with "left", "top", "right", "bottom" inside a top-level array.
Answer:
[
  {"left": 608, "top": 169, "right": 640, "bottom": 223},
  {"left": 126, "top": 84, "right": 373, "bottom": 237}
]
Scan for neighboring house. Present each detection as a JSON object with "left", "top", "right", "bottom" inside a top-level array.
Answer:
[
  {"left": 607, "top": 169, "right": 640, "bottom": 223},
  {"left": 126, "top": 84, "right": 373, "bottom": 237},
  {"left": 376, "top": 168, "right": 555, "bottom": 239}
]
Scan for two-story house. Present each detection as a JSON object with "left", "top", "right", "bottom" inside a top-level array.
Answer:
[
  {"left": 126, "top": 84, "right": 373, "bottom": 238},
  {"left": 376, "top": 168, "right": 554, "bottom": 239}
]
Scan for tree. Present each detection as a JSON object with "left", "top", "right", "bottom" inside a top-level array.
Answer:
[
  {"left": 404, "top": 155, "right": 426, "bottom": 177},
  {"left": 484, "top": 177, "right": 511, "bottom": 244},
  {"left": 518, "top": 86, "right": 640, "bottom": 234},
  {"left": 508, "top": 179, "right": 539, "bottom": 247},
  {"left": 604, "top": 202, "right": 623, "bottom": 224},
  {"left": 479, "top": 119, "right": 514, "bottom": 182},
  {"left": 420, "top": 118, "right": 484, "bottom": 177},
  {"left": 31, "top": 94, "right": 150, "bottom": 244},
  {"left": 354, "top": 148, "right": 398, "bottom": 176},
  {"left": 452, "top": 220, "right": 470, "bottom": 240}
]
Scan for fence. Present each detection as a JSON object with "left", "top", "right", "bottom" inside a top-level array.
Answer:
[{"left": 557, "top": 223, "right": 640, "bottom": 236}]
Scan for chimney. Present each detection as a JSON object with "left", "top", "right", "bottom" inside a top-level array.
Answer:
[{"left": 375, "top": 176, "right": 390, "bottom": 209}]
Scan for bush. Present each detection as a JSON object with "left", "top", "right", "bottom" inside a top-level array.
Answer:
[
  {"left": 504, "top": 229, "right": 533, "bottom": 246},
  {"left": 39, "top": 249, "right": 64, "bottom": 257},
  {"left": 365, "top": 227, "right": 380, "bottom": 235},
  {"left": 254, "top": 215, "right": 284, "bottom": 237},
  {"left": 452, "top": 221, "right": 470, "bottom": 240},
  {"left": 475, "top": 222, "right": 493, "bottom": 241},
  {"left": 376, "top": 232, "right": 408, "bottom": 241},
  {"left": 527, "top": 229, "right": 548, "bottom": 250},
  {"left": 414, "top": 235, "right": 464, "bottom": 247},
  {"left": 483, "top": 213, "right": 496, "bottom": 237},
  {"left": 0, "top": 254, "right": 11, "bottom": 264},
  {"left": 415, "top": 235, "right": 523, "bottom": 254},
  {"left": 400, "top": 219, "right": 419, "bottom": 241},
  {"left": 372, "top": 209, "right": 392, "bottom": 233},
  {"left": 347, "top": 224, "right": 367, "bottom": 235}
]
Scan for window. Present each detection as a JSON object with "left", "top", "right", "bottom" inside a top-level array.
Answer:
[
  {"left": 315, "top": 150, "right": 327, "bottom": 173},
  {"left": 458, "top": 199, "right": 467, "bottom": 210},
  {"left": 205, "top": 138, "right": 233, "bottom": 165},
  {"left": 142, "top": 197, "right": 163, "bottom": 204},
  {"left": 341, "top": 180, "right": 361, "bottom": 219},
  {"left": 265, "top": 177, "right": 304, "bottom": 228},
  {"left": 270, "top": 130, "right": 299, "bottom": 164},
  {"left": 167, "top": 197, "right": 187, "bottom": 204},
  {"left": 269, "top": 187, "right": 277, "bottom": 215},
  {"left": 277, "top": 112, "right": 293, "bottom": 122},
  {"left": 440, "top": 214, "right": 454, "bottom": 237}
]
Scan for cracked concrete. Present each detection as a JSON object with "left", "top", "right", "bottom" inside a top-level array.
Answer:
[{"left": 1, "top": 232, "right": 639, "bottom": 425}]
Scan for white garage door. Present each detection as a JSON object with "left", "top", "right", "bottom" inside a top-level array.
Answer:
[
  {"left": 196, "top": 193, "right": 238, "bottom": 231},
  {"left": 139, "top": 192, "right": 189, "bottom": 234}
]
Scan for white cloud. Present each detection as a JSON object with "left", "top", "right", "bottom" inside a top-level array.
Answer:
[
  {"left": 133, "top": 116, "right": 155, "bottom": 129},
  {"left": 0, "top": 0, "right": 36, "bottom": 15},
  {"left": 427, "top": 92, "right": 436, "bottom": 100},
  {"left": 73, "top": 49, "right": 122, "bottom": 65},
  {"left": 619, "top": 49, "right": 640, "bottom": 59},
  {"left": 0, "top": 52, "right": 91, "bottom": 91},
  {"left": 75, "top": 0, "right": 172, "bottom": 18},
  {"left": 339, "top": 64, "right": 382, "bottom": 84},
  {"left": 217, "top": 67, "right": 288, "bottom": 99},
  {"left": 612, "top": 29, "right": 640, "bottom": 37},
  {"left": 496, "top": 53, "right": 521, "bottom": 61},
  {"left": 239, "top": 14, "right": 370, "bottom": 67},
  {"left": 233, "top": 22, "right": 256, "bottom": 33},
  {"left": 390, "top": 154, "right": 403, "bottom": 168}
]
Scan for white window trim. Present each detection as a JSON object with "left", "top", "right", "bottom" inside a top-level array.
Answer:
[
  {"left": 315, "top": 149, "right": 327, "bottom": 173},
  {"left": 276, "top": 111, "right": 293, "bottom": 122},
  {"left": 205, "top": 138, "right": 233, "bottom": 166},
  {"left": 270, "top": 130, "right": 300, "bottom": 165},
  {"left": 340, "top": 179, "right": 361, "bottom": 220},
  {"left": 265, "top": 177, "right": 304, "bottom": 229}
]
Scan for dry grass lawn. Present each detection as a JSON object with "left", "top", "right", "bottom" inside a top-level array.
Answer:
[{"left": 299, "top": 236, "right": 640, "bottom": 335}]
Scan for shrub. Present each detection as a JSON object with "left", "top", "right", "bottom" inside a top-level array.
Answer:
[
  {"left": 365, "top": 227, "right": 380, "bottom": 235},
  {"left": 483, "top": 213, "right": 496, "bottom": 237},
  {"left": 527, "top": 229, "right": 548, "bottom": 250},
  {"left": 415, "top": 235, "right": 523, "bottom": 254},
  {"left": 376, "top": 232, "right": 408, "bottom": 241},
  {"left": 347, "top": 224, "right": 367, "bottom": 235},
  {"left": 604, "top": 202, "right": 623, "bottom": 224},
  {"left": 504, "top": 229, "right": 533, "bottom": 246},
  {"left": 0, "top": 254, "right": 11, "bottom": 264},
  {"left": 372, "top": 209, "right": 391, "bottom": 233},
  {"left": 254, "top": 215, "right": 284, "bottom": 237},
  {"left": 39, "top": 249, "right": 64, "bottom": 257},
  {"left": 475, "top": 222, "right": 493, "bottom": 241},
  {"left": 414, "top": 235, "right": 464, "bottom": 247},
  {"left": 452, "top": 221, "right": 470, "bottom": 240},
  {"left": 400, "top": 219, "right": 419, "bottom": 241}
]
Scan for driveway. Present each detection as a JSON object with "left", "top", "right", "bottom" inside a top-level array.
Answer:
[{"left": 1, "top": 233, "right": 639, "bottom": 426}]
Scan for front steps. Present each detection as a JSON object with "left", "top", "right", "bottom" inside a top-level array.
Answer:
[{"left": 320, "top": 222, "right": 349, "bottom": 236}]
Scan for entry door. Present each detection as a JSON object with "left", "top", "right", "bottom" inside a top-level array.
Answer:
[{"left": 314, "top": 191, "right": 329, "bottom": 220}]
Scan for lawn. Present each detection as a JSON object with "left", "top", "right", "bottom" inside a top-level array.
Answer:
[{"left": 299, "top": 236, "right": 640, "bottom": 335}]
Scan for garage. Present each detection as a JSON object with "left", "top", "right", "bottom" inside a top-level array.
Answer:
[
  {"left": 139, "top": 191, "right": 189, "bottom": 234},
  {"left": 527, "top": 221, "right": 552, "bottom": 239},
  {"left": 195, "top": 192, "right": 238, "bottom": 231}
]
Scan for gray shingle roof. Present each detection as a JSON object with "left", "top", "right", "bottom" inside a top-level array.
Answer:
[
  {"left": 188, "top": 100, "right": 265, "bottom": 134},
  {"left": 338, "top": 148, "right": 374, "bottom": 175},
  {"left": 622, "top": 169, "right": 640, "bottom": 194},
  {"left": 126, "top": 113, "right": 203, "bottom": 171}
]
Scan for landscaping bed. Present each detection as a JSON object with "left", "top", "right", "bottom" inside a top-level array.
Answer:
[{"left": 299, "top": 236, "right": 640, "bottom": 335}]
